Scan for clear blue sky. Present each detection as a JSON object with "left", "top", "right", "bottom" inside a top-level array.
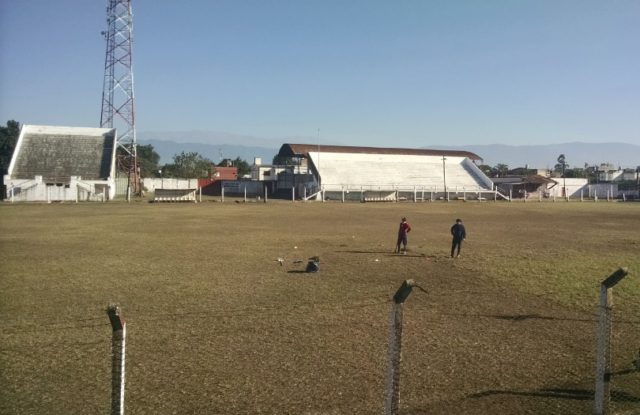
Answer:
[{"left": 1, "top": 0, "right": 638, "bottom": 147}]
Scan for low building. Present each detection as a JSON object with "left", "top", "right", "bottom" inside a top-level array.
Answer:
[{"left": 598, "top": 168, "right": 638, "bottom": 182}]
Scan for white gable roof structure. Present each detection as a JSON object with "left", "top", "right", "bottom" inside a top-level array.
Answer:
[
  {"left": 4, "top": 125, "right": 117, "bottom": 202},
  {"left": 276, "top": 144, "right": 497, "bottom": 201}
]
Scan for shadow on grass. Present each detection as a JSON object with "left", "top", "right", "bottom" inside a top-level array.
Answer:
[
  {"left": 441, "top": 312, "right": 598, "bottom": 323},
  {"left": 438, "top": 312, "right": 640, "bottom": 325},
  {"left": 337, "top": 250, "right": 395, "bottom": 254},
  {"left": 337, "top": 250, "right": 428, "bottom": 258},
  {"left": 469, "top": 388, "right": 640, "bottom": 403},
  {"left": 470, "top": 387, "right": 593, "bottom": 400},
  {"left": 489, "top": 313, "right": 640, "bottom": 325}
]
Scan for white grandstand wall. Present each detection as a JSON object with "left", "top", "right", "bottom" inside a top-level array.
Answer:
[
  {"left": 547, "top": 178, "right": 588, "bottom": 198},
  {"left": 142, "top": 178, "right": 200, "bottom": 192},
  {"left": 4, "top": 125, "right": 117, "bottom": 202},
  {"left": 305, "top": 151, "right": 493, "bottom": 200},
  {"left": 4, "top": 175, "right": 113, "bottom": 202}
]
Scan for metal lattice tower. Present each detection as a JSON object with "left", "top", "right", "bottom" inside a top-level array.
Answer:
[{"left": 100, "top": 0, "right": 140, "bottom": 195}]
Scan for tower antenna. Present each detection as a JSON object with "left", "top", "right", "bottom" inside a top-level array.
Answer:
[{"left": 100, "top": 0, "right": 140, "bottom": 196}]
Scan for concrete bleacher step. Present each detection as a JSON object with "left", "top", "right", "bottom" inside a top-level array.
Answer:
[
  {"left": 153, "top": 188, "right": 198, "bottom": 202},
  {"left": 310, "top": 153, "right": 492, "bottom": 192}
]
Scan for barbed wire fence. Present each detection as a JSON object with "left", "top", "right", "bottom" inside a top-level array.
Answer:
[
  {"left": 1, "top": 272, "right": 637, "bottom": 414},
  {"left": 600, "top": 268, "right": 640, "bottom": 415}
]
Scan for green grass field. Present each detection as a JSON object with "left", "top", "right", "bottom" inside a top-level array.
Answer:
[{"left": 1, "top": 200, "right": 638, "bottom": 414}]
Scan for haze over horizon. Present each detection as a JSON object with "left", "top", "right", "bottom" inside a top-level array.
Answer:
[{"left": 1, "top": 1, "right": 638, "bottom": 148}]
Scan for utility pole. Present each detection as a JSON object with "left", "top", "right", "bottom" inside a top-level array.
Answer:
[
  {"left": 442, "top": 156, "right": 447, "bottom": 196},
  {"left": 557, "top": 154, "right": 567, "bottom": 198},
  {"left": 100, "top": 0, "right": 140, "bottom": 196}
]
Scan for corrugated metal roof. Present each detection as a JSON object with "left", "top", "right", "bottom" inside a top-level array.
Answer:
[{"left": 278, "top": 143, "right": 483, "bottom": 161}]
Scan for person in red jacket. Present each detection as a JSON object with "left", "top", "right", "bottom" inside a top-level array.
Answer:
[{"left": 395, "top": 217, "right": 412, "bottom": 254}]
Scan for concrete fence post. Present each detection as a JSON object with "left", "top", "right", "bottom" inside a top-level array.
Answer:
[
  {"left": 594, "top": 268, "right": 628, "bottom": 415},
  {"left": 292, "top": 186, "right": 295, "bottom": 202},
  {"left": 221, "top": 187, "right": 225, "bottom": 203},
  {"left": 107, "top": 304, "right": 126, "bottom": 415},
  {"left": 384, "top": 279, "right": 416, "bottom": 415},
  {"left": 264, "top": 186, "right": 268, "bottom": 203}
]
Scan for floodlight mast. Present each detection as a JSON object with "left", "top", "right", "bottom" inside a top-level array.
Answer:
[{"left": 100, "top": 0, "right": 140, "bottom": 196}]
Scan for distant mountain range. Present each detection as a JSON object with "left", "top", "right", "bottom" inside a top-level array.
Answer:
[
  {"left": 426, "top": 142, "right": 639, "bottom": 169},
  {"left": 138, "top": 131, "right": 638, "bottom": 169}
]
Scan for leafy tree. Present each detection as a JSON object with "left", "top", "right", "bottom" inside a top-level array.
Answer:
[
  {"left": 554, "top": 154, "right": 568, "bottom": 175},
  {"left": 477, "top": 164, "right": 493, "bottom": 176},
  {"left": 0, "top": 120, "right": 20, "bottom": 175},
  {"left": 272, "top": 155, "right": 298, "bottom": 165},
  {"left": 233, "top": 157, "right": 251, "bottom": 177},
  {"left": 563, "top": 168, "right": 585, "bottom": 178},
  {"left": 0, "top": 120, "right": 21, "bottom": 200},
  {"left": 493, "top": 163, "right": 509, "bottom": 177},
  {"left": 136, "top": 144, "right": 161, "bottom": 178},
  {"left": 163, "top": 151, "right": 213, "bottom": 178}
]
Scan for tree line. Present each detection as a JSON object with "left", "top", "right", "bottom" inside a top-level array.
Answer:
[{"left": 477, "top": 153, "right": 636, "bottom": 181}]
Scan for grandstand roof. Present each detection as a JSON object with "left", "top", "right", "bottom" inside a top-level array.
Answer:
[
  {"left": 278, "top": 143, "right": 483, "bottom": 161},
  {"left": 9, "top": 125, "right": 117, "bottom": 182}
]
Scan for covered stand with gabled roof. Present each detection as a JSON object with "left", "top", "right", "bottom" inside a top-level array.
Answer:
[
  {"left": 276, "top": 143, "right": 497, "bottom": 201},
  {"left": 492, "top": 175, "right": 557, "bottom": 199},
  {"left": 4, "top": 125, "right": 117, "bottom": 202}
]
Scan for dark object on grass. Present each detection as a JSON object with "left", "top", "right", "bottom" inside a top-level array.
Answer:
[{"left": 306, "top": 256, "right": 320, "bottom": 273}]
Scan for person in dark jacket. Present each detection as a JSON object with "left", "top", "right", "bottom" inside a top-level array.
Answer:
[
  {"left": 395, "top": 217, "right": 412, "bottom": 254},
  {"left": 450, "top": 218, "right": 466, "bottom": 258}
]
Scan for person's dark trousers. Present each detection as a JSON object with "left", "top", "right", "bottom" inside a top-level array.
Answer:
[{"left": 451, "top": 239, "right": 462, "bottom": 257}]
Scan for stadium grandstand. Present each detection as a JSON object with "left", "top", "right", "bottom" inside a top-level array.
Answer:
[
  {"left": 3, "top": 125, "right": 117, "bottom": 202},
  {"left": 275, "top": 144, "right": 497, "bottom": 201}
]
